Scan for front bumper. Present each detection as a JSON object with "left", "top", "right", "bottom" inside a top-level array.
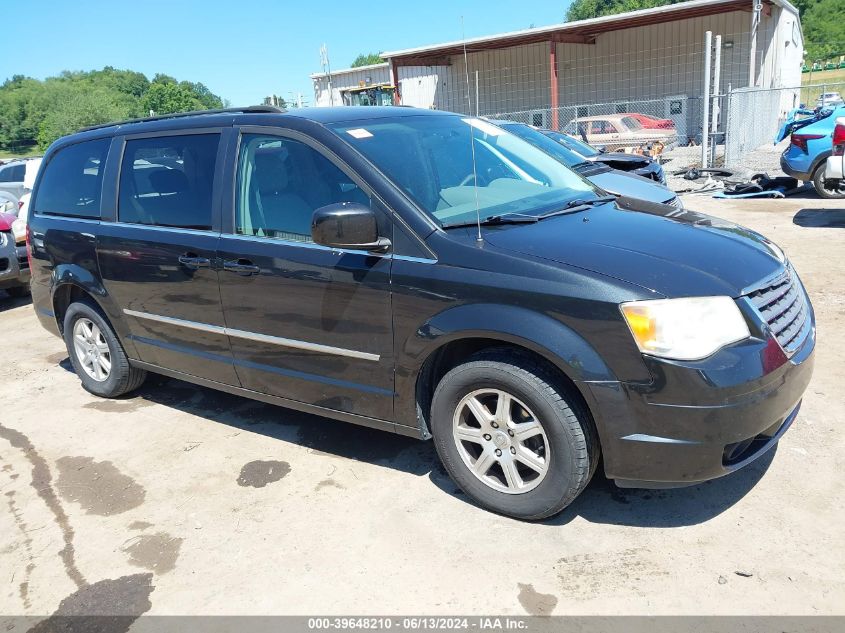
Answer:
[
  {"left": 584, "top": 296, "right": 816, "bottom": 488},
  {"left": 0, "top": 239, "right": 29, "bottom": 290}
]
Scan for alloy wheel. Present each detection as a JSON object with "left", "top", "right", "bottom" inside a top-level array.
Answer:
[
  {"left": 452, "top": 388, "right": 550, "bottom": 494},
  {"left": 72, "top": 318, "right": 111, "bottom": 382}
]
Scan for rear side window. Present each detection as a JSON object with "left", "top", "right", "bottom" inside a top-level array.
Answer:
[
  {"left": 118, "top": 134, "right": 219, "bottom": 230},
  {"left": 0, "top": 164, "right": 25, "bottom": 182},
  {"left": 33, "top": 139, "right": 109, "bottom": 218}
]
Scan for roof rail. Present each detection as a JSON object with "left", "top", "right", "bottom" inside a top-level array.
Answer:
[{"left": 78, "top": 105, "right": 286, "bottom": 133}]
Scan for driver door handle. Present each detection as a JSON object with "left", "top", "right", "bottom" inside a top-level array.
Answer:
[
  {"left": 178, "top": 253, "right": 211, "bottom": 269},
  {"left": 223, "top": 258, "right": 261, "bottom": 276}
]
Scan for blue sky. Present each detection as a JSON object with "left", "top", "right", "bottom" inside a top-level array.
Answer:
[{"left": 2, "top": 0, "right": 568, "bottom": 107}]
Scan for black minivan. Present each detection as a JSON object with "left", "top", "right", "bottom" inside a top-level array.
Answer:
[{"left": 27, "top": 106, "right": 815, "bottom": 520}]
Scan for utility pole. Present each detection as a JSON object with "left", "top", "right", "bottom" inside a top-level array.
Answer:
[{"left": 320, "top": 44, "right": 334, "bottom": 107}]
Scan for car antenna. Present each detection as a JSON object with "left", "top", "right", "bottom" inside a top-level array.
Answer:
[{"left": 461, "top": 16, "right": 483, "bottom": 244}]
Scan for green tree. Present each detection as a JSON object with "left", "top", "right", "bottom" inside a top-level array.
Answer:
[
  {"left": 0, "top": 67, "right": 226, "bottom": 152},
  {"left": 801, "top": 0, "right": 845, "bottom": 61},
  {"left": 350, "top": 53, "right": 383, "bottom": 67},
  {"left": 566, "top": 0, "right": 686, "bottom": 22},
  {"left": 141, "top": 82, "right": 204, "bottom": 115},
  {"left": 36, "top": 86, "right": 131, "bottom": 149}
]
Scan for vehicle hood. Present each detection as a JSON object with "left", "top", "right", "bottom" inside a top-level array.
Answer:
[
  {"left": 587, "top": 169, "right": 674, "bottom": 204},
  {"left": 483, "top": 197, "right": 785, "bottom": 297},
  {"left": 592, "top": 153, "right": 652, "bottom": 170}
]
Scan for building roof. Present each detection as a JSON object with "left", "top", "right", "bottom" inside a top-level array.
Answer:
[
  {"left": 310, "top": 62, "right": 389, "bottom": 80},
  {"left": 382, "top": 0, "right": 799, "bottom": 64}
]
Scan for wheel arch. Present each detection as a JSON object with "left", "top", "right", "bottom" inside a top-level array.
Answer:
[
  {"left": 50, "top": 266, "right": 139, "bottom": 358},
  {"left": 398, "top": 303, "right": 617, "bottom": 439}
]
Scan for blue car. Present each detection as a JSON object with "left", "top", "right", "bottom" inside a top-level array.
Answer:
[{"left": 778, "top": 105, "right": 845, "bottom": 198}]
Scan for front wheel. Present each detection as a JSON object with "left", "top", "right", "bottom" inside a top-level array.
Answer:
[
  {"left": 431, "top": 350, "right": 598, "bottom": 520},
  {"left": 63, "top": 300, "right": 147, "bottom": 398},
  {"left": 812, "top": 164, "right": 845, "bottom": 199}
]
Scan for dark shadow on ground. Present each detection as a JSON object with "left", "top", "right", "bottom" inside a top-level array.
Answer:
[
  {"left": 793, "top": 207, "right": 845, "bottom": 227},
  {"left": 0, "top": 291, "right": 32, "bottom": 312},
  {"left": 101, "top": 375, "right": 778, "bottom": 528},
  {"left": 132, "top": 376, "right": 434, "bottom": 477}
]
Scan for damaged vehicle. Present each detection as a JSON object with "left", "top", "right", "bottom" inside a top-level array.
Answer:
[
  {"left": 493, "top": 120, "right": 676, "bottom": 204},
  {"left": 540, "top": 128, "right": 666, "bottom": 183},
  {"left": 0, "top": 211, "right": 30, "bottom": 298},
  {"left": 823, "top": 117, "right": 845, "bottom": 187},
  {"left": 778, "top": 105, "right": 845, "bottom": 198}
]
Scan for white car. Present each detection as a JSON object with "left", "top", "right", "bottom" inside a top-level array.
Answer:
[
  {"left": 0, "top": 157, "right": 42, "bottom": 207},
  {"left": 816, "top": 92, "right": 844, "bottom": 109},
  {"left": 12, "top": 192, "right": 30, "bottom": 243},
  {"left": 824, "top": 117, "right": 845, "bottom": 189}
]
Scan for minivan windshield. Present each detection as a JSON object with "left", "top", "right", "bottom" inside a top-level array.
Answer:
[{"left": 329, "top": 115, "right": 598, "bottom": 227}]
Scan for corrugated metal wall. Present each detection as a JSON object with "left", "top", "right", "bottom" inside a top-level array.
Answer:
[
  {"left": 556, "top": 10, "right": 755, "bottom": 105},
  {"left": 390, "top": 9, "right": 788, "bottom": 116}
]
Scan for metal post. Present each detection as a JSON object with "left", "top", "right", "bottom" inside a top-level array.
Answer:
[
  {"left": 550, "top": 39, "right": 560, "bottom": 131},
  {"left": 711, "top": 35, "right": 722, "bottom": 165},
  {"left": 749, "top": 2, "right": 761, "bottom": 87},
  {"left": 475, "top": 71, "right": 480, "bottom": 116},
  {"left": 701, "top": 31, "right": 712, "bottom": 169}
]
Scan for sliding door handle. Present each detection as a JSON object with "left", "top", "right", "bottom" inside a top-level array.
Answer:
[
  {"left": 223, "top": 259, "right": 261, "bottom": 276},
  {"left": 178, "top": 254, "right": 211, "bottom": 269}
]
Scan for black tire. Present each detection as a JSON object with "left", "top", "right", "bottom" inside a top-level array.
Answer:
[
  {"left": 5, "top": 284, "right": 30, "bottom": 298},
  {"left": 812, "top": 164, "right": 845, "bottom": 199},
  {"left": 431, "top": 349, "right": 599, "bottom": 520},
  {"left": 63, "top": 299, "right": 147, "bottom": 398}
]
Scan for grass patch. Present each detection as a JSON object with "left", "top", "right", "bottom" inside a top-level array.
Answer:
[{"left": 0, "top": 147, "right": 41, "bottom": 160}]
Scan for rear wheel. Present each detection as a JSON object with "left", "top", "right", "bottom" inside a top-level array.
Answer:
[
  {"left": 812, "top": 164, "right": 845, "bottom": 199},
  {"left": 431, "top": 349, "right": 598, "bottom": 520},
  {"left": 63, "top": 300, "right": 147, "bottom": 398}
]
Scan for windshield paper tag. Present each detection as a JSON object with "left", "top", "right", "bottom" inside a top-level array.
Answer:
[
  {"left": 463, "top": 118, "right": 504, "bottom": 136},
  {"left": 346, "top": 128, "right": 373, "bottom": 139}
]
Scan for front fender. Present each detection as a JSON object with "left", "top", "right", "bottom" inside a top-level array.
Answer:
[{"left": 394, "top": 303, "right": 618, "bottom": 430}]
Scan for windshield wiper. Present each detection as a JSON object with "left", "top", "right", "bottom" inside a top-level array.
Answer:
[
  {"left": 537, "top": 196, "right": 616, "bottom": 220},
  {"left": 441, "top": 197, "right": 616, "bottom": 229},
  {"left": 441, "top": 213, "right": 539, "bottom": 229}
]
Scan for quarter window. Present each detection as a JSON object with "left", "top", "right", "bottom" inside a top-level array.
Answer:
[
  {"left": 236, "top": 134, "right": 370, "bottom": 242},
  {"left": 33, "top": 139, "right": 109, "bottom": 219},
  {"left": 118, "top": 134, "right": 219, "bottom": 230}
]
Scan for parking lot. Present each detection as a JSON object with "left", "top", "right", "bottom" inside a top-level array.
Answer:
[{"left": 1, "top": 194, "right": 843, "bottom": 619}]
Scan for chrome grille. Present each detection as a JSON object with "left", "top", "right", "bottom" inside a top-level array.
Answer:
[{"left": 747, "top": 268, "right": 809, "bottom": 355}]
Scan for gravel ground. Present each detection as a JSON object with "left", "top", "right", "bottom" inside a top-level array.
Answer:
[{"left": 0, "top": 194, "right": 843, "bottom": 621}]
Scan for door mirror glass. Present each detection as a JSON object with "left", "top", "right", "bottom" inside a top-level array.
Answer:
[{"left": 311, "top": 203, "right": 390, "bottom": 253}]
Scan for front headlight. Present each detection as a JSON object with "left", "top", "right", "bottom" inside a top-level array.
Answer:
[
  {"left": 0, "top": 231, "right": 8, "bottom": 248},
  {"left": 620, "top": 296, "right": 750, "bottom": 361}
]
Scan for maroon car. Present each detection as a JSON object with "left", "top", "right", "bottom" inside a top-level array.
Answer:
[{"left": 0, "top": 212, "right": 30, "bottom": 297}]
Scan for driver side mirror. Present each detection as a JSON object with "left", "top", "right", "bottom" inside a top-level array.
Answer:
[{"left": 311, "top": 203, "right": 391, "bottom": 254}]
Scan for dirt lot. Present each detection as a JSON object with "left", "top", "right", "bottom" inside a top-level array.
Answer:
[{"left": 1, "top": 194, "right": 843, "bottom": 619}]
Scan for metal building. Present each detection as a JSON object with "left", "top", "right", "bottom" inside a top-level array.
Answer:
[
  {"left": 311, "top": 63, "right": 393, "bottom": 108},
  {"left": 312, "top": 0, "right": 803, "bottom": 144}
]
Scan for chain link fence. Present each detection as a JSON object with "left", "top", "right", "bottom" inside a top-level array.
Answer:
[{"left": 724, "top": 82, "right": 845, "bottom": 169}]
